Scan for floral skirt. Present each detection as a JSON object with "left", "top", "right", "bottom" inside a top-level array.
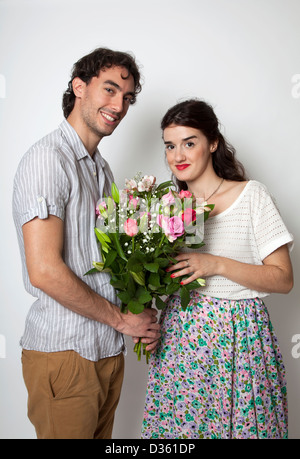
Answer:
[{"left": 141, "top": 293, "right": 288, "bottom": 439}]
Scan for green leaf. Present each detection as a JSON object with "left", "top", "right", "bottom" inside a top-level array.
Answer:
[
  {"left": 156, "top": 180, "right": 175, "bottom": 191},
  {"left": 197, "top": 277, "right": 206, "bottom": 287},
  {"left": 110, "top": 279, "right": 126, "bottom": 290},
  {"left": 117, "top": 291, "right": 131, "bottom": 304},
  {"left": 144, "top": 262, "right": 159, "bottom": 273},
  {"left": 162, "top": 274, "right": 172, "bottom": 285},
  {"left": 148, "top": 272, "right": 161, "bottom": 287},
  {"left": 92, "top": 262, "right": 111, "bottom": 273},
  {"left": 127, "top": 299, "right": 144, "bottom": 314},
  {"left": 155, "top": 258, "right": 170, "bottom": 268},
  {"left": 130, "top": 271, "right": 145, "bottom": 286},
  {"left": 127, "top": 251, "right": 146, "bottom": 272},
  {"left": 109, "top": 231, "right": 127, "bottom": 262},
  {"left": 166, "top": 282, "right": 180, "bottom": 295},
  {"left": 95, "top": 227, "right": 111, "bottom": 243},
  {"left": 111, "top": 182, "right": 120, "bottom": 204},
  {"left": 166, "top": 256, "right": 178, "bottom": 264},
  {"left": 185, "top": 242, "right": 205, "bottom": 249},
  {"left": 156, "top": 286, "right": 168, "bottom": 295},
  {"left": 133, "top": 250, "right": 147, "bottom": 263},
  {"left": 107, "top": 196, "right": 115, "bottom": 214},
  {"left": 148, "top": 284, "right": 158, "bottom": 291},
  {"left": 103, "top": 249, "right": 117, "bottom": 268},
  {"left": 155, "top": 295, "right": 166, "bottom": 310},
  {"left": 84, "top": 268, "right": 98, "bottom": 276},
  {"left": 180, "top": 286, "right": 190, "bottom": 310},
  {"left": 183, "top": 280, "right": 201, "bottom": 290},
  {"left": 136, "top": 287, "right": 153, "bottom": 304},
  {"left": 127, "top": 274, "right": 136, "bottom": 297},
  {"left": 127, "top": 260, "right": 143, "bottom": 273}
]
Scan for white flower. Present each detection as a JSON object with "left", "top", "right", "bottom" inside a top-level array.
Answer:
[
  {"left": 137, "top": 175, "right": 156, "bottom": 192},
  {"left": 125, "top": 178, "right": 138, "bottom": 192}
]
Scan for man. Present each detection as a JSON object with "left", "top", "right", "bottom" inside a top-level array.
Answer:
[{"left": 12, "top": 48, "right": 160, "bottom": 439}]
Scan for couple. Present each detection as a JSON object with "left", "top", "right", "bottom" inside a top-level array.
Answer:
[{"left": 13, "top": 47, "right": 293, "bottom": 440}]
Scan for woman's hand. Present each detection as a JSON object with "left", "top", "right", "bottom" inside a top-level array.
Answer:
[
  {"left": 166, "top": 245, "right": 293, "bottom": 294},
  {"left": 166, "top": 252, "right": 220, "bottom": 285}
]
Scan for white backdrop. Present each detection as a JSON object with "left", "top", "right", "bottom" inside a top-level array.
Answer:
[{"left": 0, "top": 0, "right": 299, "bottom": 439}]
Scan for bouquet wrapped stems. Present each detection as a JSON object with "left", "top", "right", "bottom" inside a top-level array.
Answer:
[{"left": 134, "top": 340, "right": 150, "bottom": 364}]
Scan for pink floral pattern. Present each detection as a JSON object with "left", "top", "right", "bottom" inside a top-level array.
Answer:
[{"left": 141, "top": 293, "right": 288, "bottom": 439}]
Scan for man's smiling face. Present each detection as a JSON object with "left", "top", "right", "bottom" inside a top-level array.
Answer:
[{"left": 77, "top": 65, "right": 135, "bottom": 140}]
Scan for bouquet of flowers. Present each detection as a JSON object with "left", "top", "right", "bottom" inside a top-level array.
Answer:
[{"left": 86, "top": 173, "right": 213, "bottom": 361}]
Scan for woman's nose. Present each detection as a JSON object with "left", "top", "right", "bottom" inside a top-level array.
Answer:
[{"left": 175, "top": 146, "right": 186, "bottom": 162}]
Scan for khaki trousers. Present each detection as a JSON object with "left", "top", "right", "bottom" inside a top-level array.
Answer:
[{"left": 21, "top": 349, "right": 124, "bottom": 439}]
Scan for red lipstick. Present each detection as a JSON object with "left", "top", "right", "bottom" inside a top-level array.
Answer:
[{"left": 176, "top": 164, "right": 190, "bottom": 170}]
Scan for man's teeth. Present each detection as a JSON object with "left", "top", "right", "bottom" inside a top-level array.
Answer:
[{"left": 102, "top": 113, "right": 115, "bottom": 122}]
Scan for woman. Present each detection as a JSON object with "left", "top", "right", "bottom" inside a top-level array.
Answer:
[{"left": 141, "top": 99, "right": 294, "bottom": 439}]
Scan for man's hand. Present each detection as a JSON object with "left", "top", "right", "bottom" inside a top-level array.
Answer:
[{"left": 116, "top": 308, "right": 160, "bottom": 341}]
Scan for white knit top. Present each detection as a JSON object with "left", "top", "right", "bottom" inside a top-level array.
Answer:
[{"left": 187, "top": 180, "right": 294, "bottom": 300}]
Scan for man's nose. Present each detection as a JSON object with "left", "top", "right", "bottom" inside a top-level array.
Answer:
[{"left": 111, "top": 93, "right": 124, "bottom": 114}]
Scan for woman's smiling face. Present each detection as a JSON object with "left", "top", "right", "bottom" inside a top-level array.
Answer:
[{"left": 163, "top": 124, "right": 216, "bottom": 184}]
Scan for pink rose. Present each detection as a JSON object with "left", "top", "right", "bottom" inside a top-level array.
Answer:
[
  {"left": 157, "top": 215, "right": 184, "bottom": 242},
  {"left": 161, "top": 190, "right": 176, "bottom": 206},
  {"left": 96, "top": 200, "right": 107, "bottom": 216},
  {"left": 181, "top": 208, "right": 196, "bottom": 225},
  {"left": 179, "top": 190, "right": 193, "bottom": 199},
  {"left": 129, "top": 195, "right": 139, "bottom": 209},
  {"left": 124, "top": 218, "right": 139, "bottom": 237}
]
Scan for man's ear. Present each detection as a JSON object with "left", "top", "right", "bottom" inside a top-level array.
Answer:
[{"left": 72, "top": 77, "right": 86, "bottom": 98}]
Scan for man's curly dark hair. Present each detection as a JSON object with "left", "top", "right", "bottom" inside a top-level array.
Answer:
[{"left": 62, "top": 47, "right": 142, "bottom": 118}]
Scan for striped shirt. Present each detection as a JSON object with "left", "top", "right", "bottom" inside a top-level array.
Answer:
[{"left": 12, "top": 119, "right": 125, "bottom": 361}]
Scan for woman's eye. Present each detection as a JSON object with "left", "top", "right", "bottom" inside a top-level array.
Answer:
[
  {"left": 186, "top": 142, "right": 194, "bottom": 148},
  {"left": 165, "top": 145, "right": 174, "bottom": 151}
]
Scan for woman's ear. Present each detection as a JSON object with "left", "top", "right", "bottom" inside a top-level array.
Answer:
[{"left": 210, "top": 140, "right": 219, "bottom": 153}]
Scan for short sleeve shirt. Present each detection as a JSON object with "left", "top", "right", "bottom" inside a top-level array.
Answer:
[
  {"left": 184, "top": 180, "right": 294, "bottom": 300},
  {"left": 12, "top": 119, "right": 125, "bottom": 361}
]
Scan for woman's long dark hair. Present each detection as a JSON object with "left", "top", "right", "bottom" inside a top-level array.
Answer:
[{"left": 161, "top": 99, "right": 247, "bottom": 190}]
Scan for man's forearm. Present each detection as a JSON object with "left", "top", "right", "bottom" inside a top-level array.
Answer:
[
  {"left": 29, "top": 258, "right": 123, "bottom": 328},
  {"left": 22, "top": 215, "right": 160, "bottom": 340},
  {"left": 28, "top": 257, "right": 160, "bottom": 340}
]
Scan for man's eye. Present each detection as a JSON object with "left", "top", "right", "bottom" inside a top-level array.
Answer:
[
  {"left": 124, "top": 95, "right": 134, "bottom": 104},
  {"left": 165, "top": 145, "right": 174, "bottom": 151}
]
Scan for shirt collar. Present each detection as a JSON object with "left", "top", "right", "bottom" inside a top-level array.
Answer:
[{"left": 59, "top": 119, "right": 105, "bottom": 166}]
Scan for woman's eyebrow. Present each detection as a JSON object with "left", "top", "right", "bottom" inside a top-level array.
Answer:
[
  {"left": 183, "top": 135, "right": 197, "bottom": 141},
  {"left": 164, "top": 135, "right": 197, "bottom": 144}
]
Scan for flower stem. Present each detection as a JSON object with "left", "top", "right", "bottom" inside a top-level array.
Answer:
[
  {"left": 133, "top": 339, "right": 150, "bottom": 363},
  {"left": 158, "top": 233, "right": 166, "bottom": 249}
]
